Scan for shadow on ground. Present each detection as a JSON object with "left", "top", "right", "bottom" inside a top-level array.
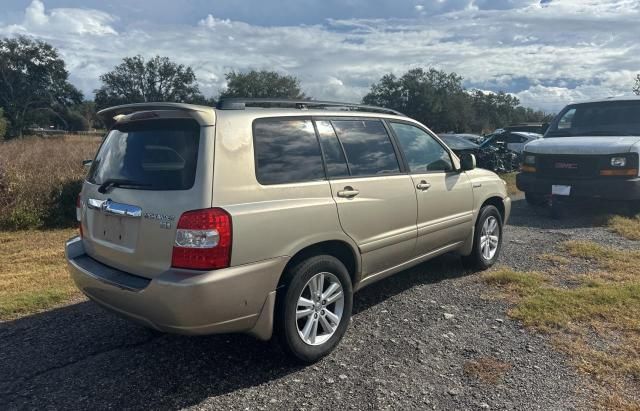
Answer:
[
  {"left": 0, "top": 254, "right": 472, "bottom": 409},
  {"left": 507, "top": 195, "right": 634, "bottom": 230}
]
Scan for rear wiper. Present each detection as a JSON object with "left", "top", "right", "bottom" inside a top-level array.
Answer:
[{"left": 98, "top": 179, "right": 150, "bottom": 194}]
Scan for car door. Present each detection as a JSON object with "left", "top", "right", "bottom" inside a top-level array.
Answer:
[
  {"left": 388, "top": 121, "right": 474, "bottom": 255},
  {"left": 315, "top": 119, "right": 418, "bottom": 277}
]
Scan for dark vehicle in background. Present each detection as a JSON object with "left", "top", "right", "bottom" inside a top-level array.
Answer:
[
  {"left": 517, "top": 96, "right": 640, "bottom": 213},
  {"left": 440, "top": 131, "right": 542, "bottom": 173},
  {"left": 438, "top": 134, "right": 480, "bottom": 155},
  {"left": 440, "top": 133, "right": 484, "bottom": 145}
]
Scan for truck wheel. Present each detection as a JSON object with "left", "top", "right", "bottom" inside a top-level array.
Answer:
[
  {"left": 627, "top": 200, "right": 640, "bottom": 216},
  {"left": 462, "top": 205, "right": 503, "bottom": 271},
  {"left": 276, "top": 255, "right": 353, "bottom": 363},
  {"left": 525, "top": 192, "right": 547, "bottom": 206},
  {"left": 550, "top": 196, "right": 567, "bottom": 219}
]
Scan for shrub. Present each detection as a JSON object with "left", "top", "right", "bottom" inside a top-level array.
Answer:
[
  {"left": 0, "top": 135, "right": 101, "bottom": 230},
  {"left": 0, "top": 108, "right": 7, "bottom": 139},
  {"left": 65, "top": 111, "right": 90, "bottom": 132}
]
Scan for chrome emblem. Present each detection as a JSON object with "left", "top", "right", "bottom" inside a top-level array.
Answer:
[
  {"left": 144, "top": 212, "right": 175, "bottom": 229},
  {"left": 143, "top": 212, "right": 175, "bottom": 221},
  {"left": 554, "top": 162, "right": 578, "bottom": 169}
]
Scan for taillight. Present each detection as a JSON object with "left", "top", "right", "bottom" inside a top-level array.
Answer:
[
  {"left": 171, "top": 208, "right": 232, "bottom": 270},
  {"left": 76, "top": 194, "right": 83, "bottom": 238}
]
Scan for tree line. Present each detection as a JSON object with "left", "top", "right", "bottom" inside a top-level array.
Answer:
[{"left": 2, "top": 35, "right": 636, "bottom": 139}]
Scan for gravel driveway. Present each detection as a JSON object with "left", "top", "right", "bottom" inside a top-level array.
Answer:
[{"left": 1, "top": 195, "right": 632, "bottom": 410}]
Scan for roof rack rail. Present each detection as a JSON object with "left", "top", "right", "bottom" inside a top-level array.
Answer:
[{"left": 216, "top": 98, "right": 406, "bottom": 116}]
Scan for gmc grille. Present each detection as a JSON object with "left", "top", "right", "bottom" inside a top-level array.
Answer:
[{"left": 536, "top": 155, "right": 599, "bottom": 179}]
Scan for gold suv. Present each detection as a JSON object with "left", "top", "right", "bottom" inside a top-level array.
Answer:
[{"left": 66, "top": 100, "right": 511, "bottom": 362}]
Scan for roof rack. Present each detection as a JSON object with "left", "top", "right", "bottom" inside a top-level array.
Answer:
[{"left": 216, "top": 98, "right": 406, "bottom": 116}]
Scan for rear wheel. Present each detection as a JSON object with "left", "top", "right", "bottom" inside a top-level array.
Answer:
[
  {"left": 525, "top": 192, "right": 547, "bottom": 206},
  {"left": 276, "top": 255, "right": 353, "bottom": 363},
  {"left": 462, "top": 205, "right": 503, "bottom": 270}
]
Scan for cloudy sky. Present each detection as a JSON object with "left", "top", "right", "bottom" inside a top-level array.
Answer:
[{"left": 1, "top": 0, "right": 638, "bottom": 111}]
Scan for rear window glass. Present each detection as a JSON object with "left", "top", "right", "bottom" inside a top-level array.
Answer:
[
  {"left": 253, "top": 118, "right": 325, "bottom": 185},
  {"left": 87, "top": 119, "right": 200, "bottom": 190},
  {"left": 331, "top": 120, "right": 400, "bottom": 176}
]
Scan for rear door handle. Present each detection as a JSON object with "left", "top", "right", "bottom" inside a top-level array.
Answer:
[
  {"left": 337, "top": 186, "right": 360, "bottom": 198},
  {"left": 416, "top": 181, "right": 431, "bottom": 191}
]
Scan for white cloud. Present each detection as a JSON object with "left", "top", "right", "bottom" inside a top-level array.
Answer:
[
  {"left": 7, "top": 0, "right": 117, "bottom": 36},
  {"left": 0, "top": 0, "right": 638, "bottom": 112}
]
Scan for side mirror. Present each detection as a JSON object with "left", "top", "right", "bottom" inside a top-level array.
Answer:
[
  {"left": 82, "top": 159, "right": 93, "bottom": 167},
  {"left": 460, "top": 153, "right": 476, "bottom": 171}
]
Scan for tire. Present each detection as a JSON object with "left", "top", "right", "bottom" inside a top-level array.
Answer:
[
  {"left": 525, "top": 192, "right": 547, "bottom": 207},
  {"left": 276, "top": 255, "right": 353, "bottom": 363},
  {"left": 462, "top": 205, "right": 503, "bottom": 271},
  {"left": 550, "top": 197, "right": 566, "bottom": 220}
]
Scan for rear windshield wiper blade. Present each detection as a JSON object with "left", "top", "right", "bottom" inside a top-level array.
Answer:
[{"left": 98, "top": 179, "right": 150, "bottom": 194}]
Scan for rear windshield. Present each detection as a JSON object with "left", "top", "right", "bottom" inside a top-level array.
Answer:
[
  {"left": 87, "top": 119, "right": 200, "bottom": 190},
  {"left": 546, "top": 100, "right": 640, "bottom": 137}
]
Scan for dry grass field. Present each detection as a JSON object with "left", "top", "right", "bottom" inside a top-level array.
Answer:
[
  {"left": 0, "top": 228, "right": 81, "bottom": 320},
  {"left": 484, "top": 239, "right": 640, "bottom": 409},
  {"left": 0, "top": 135, "right": 101, "bottom": 229}
]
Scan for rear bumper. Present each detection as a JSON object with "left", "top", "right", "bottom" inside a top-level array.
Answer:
[
  {"left": 516, "top": 173, "right": 640, "bottom": 201},
  {"left": 65, "top": 236, "right": 286, "bottom": 339}
]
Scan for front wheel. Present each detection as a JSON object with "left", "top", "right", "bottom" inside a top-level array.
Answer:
[
  {"left": 462, "top": 205, "right": 503, "bottom": 270},
  {"left": 276, "top": 255, "right": 353, "bottom": 363}
]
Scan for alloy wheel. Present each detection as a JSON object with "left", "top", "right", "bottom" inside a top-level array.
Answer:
[
  {"left": 480, "top": 216, "right": 500, "bottom": 260},
  {"left": 296, "top": 272, "right": 345, "bottom": 346}
]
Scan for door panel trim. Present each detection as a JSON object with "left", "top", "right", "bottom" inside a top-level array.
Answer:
[
  {"left": 359, "top": 226, "right": 417, "bottom": 254},
  {"left": 416, "top": 211, "right": 473, "bottom": 237},
  {"left": 355, "top": 241, "right": 463, "bottom": 291}
]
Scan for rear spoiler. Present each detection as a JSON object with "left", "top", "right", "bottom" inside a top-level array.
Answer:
[{"left": 97, "top": 102, "right": 216, "bottom": 128}]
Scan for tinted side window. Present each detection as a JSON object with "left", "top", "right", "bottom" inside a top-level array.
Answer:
[
  {"left": 253, "top": 118, "right": 325, "bottom": 185},
  {"left": 331, "top": 120, "right": 400, "bottom": 176},
  {"left": 315, "top": 120, "right": 349, "bottom": 178},
  {"left": 390, "top": 122, "right": 453, "bottom": 172}
]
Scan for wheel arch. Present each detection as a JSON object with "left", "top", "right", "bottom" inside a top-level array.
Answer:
[
  {"left": 278, "top": 240, "right": 360, "bottom": 289},
  {"left": 461, "top": 195, "right": 506, "bottom": 256},
  {"left": 480, "top": 196, "right": 506, "bottom": 222}
]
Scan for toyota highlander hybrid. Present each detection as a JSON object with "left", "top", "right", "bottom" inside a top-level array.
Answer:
[{"left": 66, "top": 99, "right": 511, "bottom": 362}]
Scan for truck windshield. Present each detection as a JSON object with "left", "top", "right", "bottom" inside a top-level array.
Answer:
[{"left": 545, "top": 100, "right": 640, "bottom": 137}]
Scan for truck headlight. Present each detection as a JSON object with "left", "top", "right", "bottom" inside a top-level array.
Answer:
[
  {"left": 610, "top": 157, "right": 627, "bottom": 167},
  {"left": 524, "top": 155, "right": 536, "bottom": 165}
]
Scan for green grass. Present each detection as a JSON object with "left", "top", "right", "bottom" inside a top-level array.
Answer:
[
  {"left": 0, "top": 229, "right": 81, "bottom": 320},
  {"left": 499, "top": 172, "right": 520, "bottom": 196},
  {"left": 483, "top": 242, "right": 640, "bottom": 409},
  {"left": 607, "top": 214, "right": 640, "bottom": 241}
]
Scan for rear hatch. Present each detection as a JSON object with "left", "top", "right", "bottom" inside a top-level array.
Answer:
[{"left": 80, "top": 112, "right": 214, "bottom": 278}]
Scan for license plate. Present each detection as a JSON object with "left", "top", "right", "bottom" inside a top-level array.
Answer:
[
  {"left": 552, "top": 185, "right": 571, "bottom": 196},
  {"left": 101, "top": 215, "right": 128, "bottom": 244}
]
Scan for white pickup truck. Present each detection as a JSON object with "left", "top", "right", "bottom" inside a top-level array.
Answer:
[{"left": 516, "top": 96, "right": 640, "bottom": 213}]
